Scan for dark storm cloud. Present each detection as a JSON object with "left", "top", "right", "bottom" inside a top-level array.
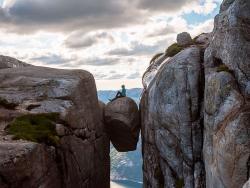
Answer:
[
  {"left": 0, "top": 0, "right": 197, "bottom": 33},
  {"left": 0, "top": 0, "right": 141, "bottom": 33},
  {"left": 65, "top": 31, "right": 114, "bottom": 49},
  {"left": 137, "top": 0, "right": 195, "bottom": 12}
]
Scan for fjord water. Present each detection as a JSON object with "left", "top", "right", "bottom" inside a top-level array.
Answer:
[{"left": 111, "top": 180, "right": 142, "bottom": 188}]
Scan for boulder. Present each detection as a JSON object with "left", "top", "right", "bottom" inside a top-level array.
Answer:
[
  {"left": 203, "top": 0, "right": 250, "bottom": 188},
  {"left": 177, "top": 32, "right": 192, "bottom": 46},
  {"left": 0, "top": 64, "right": 110, "bottom": 188},
  {"left": 104, "top": 97, "right": 140, "bottom": 152},
  {"left": 194, "top": 33, "right": 211, "bottom": 47},
  {"left": 141, "top": 47, "right": 205, "bottom": 188}
]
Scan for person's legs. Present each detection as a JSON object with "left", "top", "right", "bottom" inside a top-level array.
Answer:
[
  {"left": 116, "top": 91, "right": 122, "bottom": 98},
  {"left": 109, "top": 91, "right": 122, "bottom": 102}
]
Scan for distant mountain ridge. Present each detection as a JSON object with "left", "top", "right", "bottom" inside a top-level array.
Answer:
[{"left": 98, "top": 88, "right": 143, "bottom": 105}]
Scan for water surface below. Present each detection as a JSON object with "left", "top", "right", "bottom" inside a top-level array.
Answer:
[{"left": 111, "top": 180, "right": 142, "bottom": 188}]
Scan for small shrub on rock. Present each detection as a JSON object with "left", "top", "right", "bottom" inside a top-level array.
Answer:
[
  {"left": 6, "top": 113, "right": 60, "bottom": 146},
  {"left": 175, "top": 178, "right": 184, "bottom": 188},
  {"left": 166, "top": 43, "right": 184, "bottom": 57}
]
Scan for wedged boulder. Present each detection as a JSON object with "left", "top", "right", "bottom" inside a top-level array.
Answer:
[
  {"left": 104, "top": 97, "right": 140, "bottom": 152},
  {"left": 204, "top": 0, "right": 250, "bottom": 188},
  {"left": 141, "top": 46, "right": 205, "bottom": 188},
  {"left": 0, "top": 62, "right": 110, "bottom": 187},
  {"left": 177, "top": 32, "right": 192, "bottom": 46}
]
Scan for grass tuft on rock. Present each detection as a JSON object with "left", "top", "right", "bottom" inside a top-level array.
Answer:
[
  {"left": 6, "top": 113, "right": 60, "bottom": 146},
  {"left": 216, "top": 64, "right": 234, "bottom": 74},
  {"left": 175, "top": 178, "right": 184, "bottom": 188},
  {"left": 150, "top": 53, "right": 164, "bottom": 65},
  {"left": 166, "top": 43, "right": 184, "bottom": 57},
  {"left": 0, "top": 98, "right": 18, "bottom": 110}
]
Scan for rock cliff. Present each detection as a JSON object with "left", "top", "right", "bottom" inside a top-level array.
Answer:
[
  {"left": 204, "top": 0, "right": 250, "bottom": 187},
  {"left": 141, "top": 45, "right": 206, "bottom": 188},
  {"left": 0, "top": 64, "right": 110, "bottom": 187},
  {"left": 141, "top": 0, "right": 250, "bottom": 187}
]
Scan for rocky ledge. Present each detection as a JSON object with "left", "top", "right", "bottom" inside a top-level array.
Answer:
[{"left": 0, "top": 64, "right": 110, "bottom": 188}]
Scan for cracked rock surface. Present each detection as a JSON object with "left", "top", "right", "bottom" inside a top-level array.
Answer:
[
  {"left": 204, "top": 0, "right": 250, "bottom": 187},
  {"left": 140, "top": 1, "right": 250, "bottom": 188},
  {"left": 141, "top": 46, "right": 205, "bottom": 188},
  {"left": 0, "top": 64, "right": 110, "bottom": 188}
]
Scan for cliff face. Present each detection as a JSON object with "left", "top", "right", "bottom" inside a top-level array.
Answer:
[
  {"left": 0, "top": 65, "right": 110, "bottom": 187},
  {"left": 204, "top": 0, "right": 250, "bottom": 187},
  {"left": 141, "top": 0, "right": 250, "bottom": 187},
  {"left": 141, "top": 44, "right": 206, "bottom": 188}
]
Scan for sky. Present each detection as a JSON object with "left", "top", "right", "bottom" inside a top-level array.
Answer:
[{"left": 0, "top": 0, "right": 222, "bottom": 90}]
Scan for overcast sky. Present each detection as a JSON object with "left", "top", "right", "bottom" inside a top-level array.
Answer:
[{"left": 0, "top": 0, "right": 222, "bottom": 90}]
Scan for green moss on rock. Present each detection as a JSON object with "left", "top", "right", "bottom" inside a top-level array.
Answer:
[
  {"left": 6, "top": 113, "right": 60, "bottom": 146},
  {"left": 175, "top": 178, "right": 184, "bottom": 188},
  {"left": 216, "top": 64, "right": 234, "bottom": 74},
  {"left": 166, "top": 43, "right": 184, "bottom": 57}
]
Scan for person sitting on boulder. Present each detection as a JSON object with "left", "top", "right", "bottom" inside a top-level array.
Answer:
[{"left": 109, "top": 85, "right": 126, "bottom": 101}]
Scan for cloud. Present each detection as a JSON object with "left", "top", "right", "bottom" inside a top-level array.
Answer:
[
  {"left": 0, "top": 0, "right": 142, "bottom": 33},
  {"left": 65, "top": 31, "right": 114, "bottom": 49},
  {"left": 30, "top": 54, "right": 75, "bottom": 65},
  {"left": 146, "top": 27, "right": 176, "bottom": 38},
  {"left": 137, "top": 0, "right": 196, "bottom": 12},
  {"left": 107, "top": 73, "right": 127, "bottom": 80},
  {"left": 77, "top": 57, "right": 120, "bottom": 66},
  {"left": 94, "top": 71, "right": 127, "bottom": 80},
  {"left": 0, "top": 0, "right": 221, "bottom": 34},
  {"left": 108, "top": 42, "right": 161, "bottom": 56},
  {"left": 189, "top": 19, "right": 214, "bottom": 37},
  {"left": 127, "top": 72, "right": 141, "bottom": 79}
]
